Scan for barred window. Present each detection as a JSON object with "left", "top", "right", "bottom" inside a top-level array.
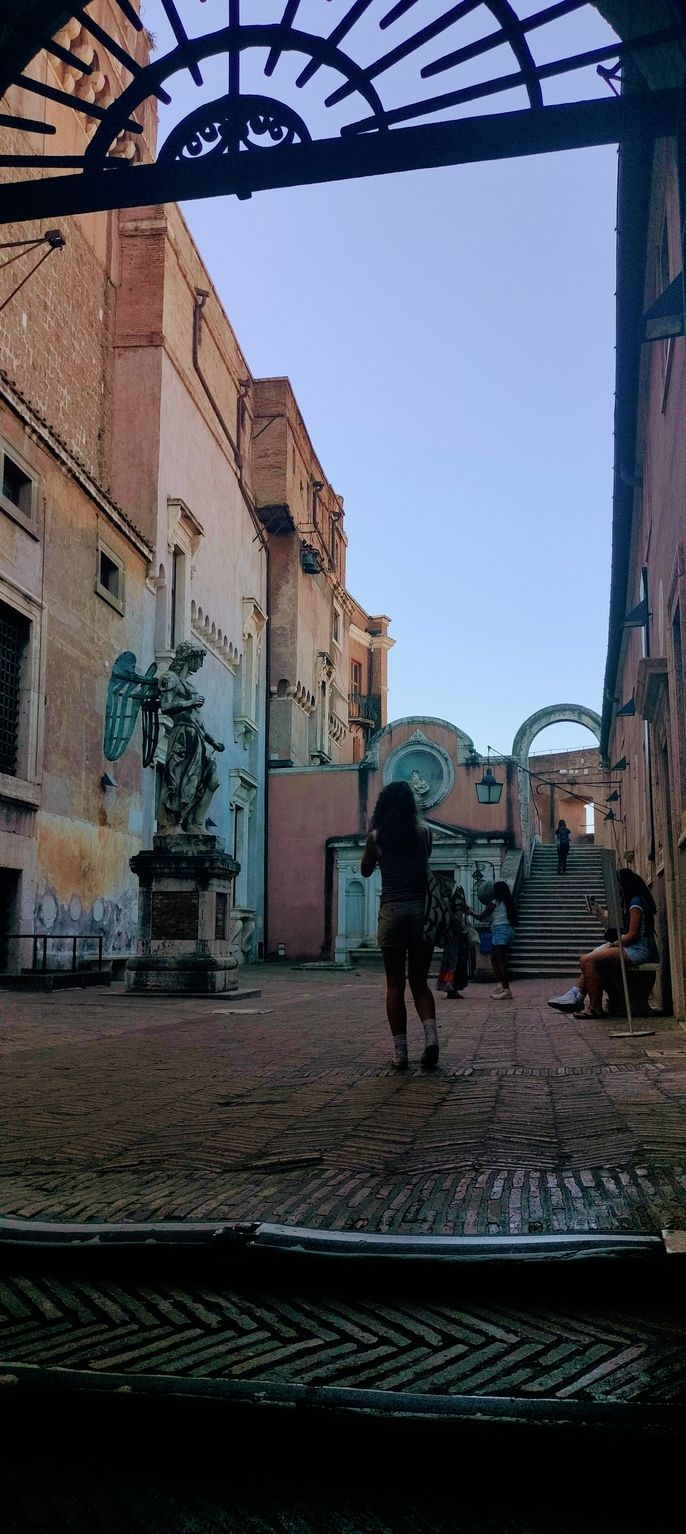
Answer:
[{"left": 0, "top": 600, "right": 29, "bottom": 776}]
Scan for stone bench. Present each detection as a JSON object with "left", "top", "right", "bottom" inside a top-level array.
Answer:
[{"left": 605, "top": 961, "right": 659, "bottom": 1018}]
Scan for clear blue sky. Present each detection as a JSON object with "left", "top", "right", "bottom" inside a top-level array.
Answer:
[{"left": 149, "top": 2, "right": 618, "bottom": 756}]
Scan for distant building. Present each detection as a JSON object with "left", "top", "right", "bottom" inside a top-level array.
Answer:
[
  {"left": 527, "top": 747, "right": 605, "bottom": 847},
  {"left": 266, "top": 715, "right": 516, "bottom": 964},
  {"left": 253, "top": 377, "right": 392, "bottom": 772}
]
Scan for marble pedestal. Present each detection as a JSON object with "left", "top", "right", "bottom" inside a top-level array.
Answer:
[{"left": 126, "top": 834, "right": 241, "bottom": 995}]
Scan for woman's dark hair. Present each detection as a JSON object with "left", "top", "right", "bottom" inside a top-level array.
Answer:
[
  {"left": 371, "top": 781, "right": 421, "bottom": 854},
  {"left": 493, "top": 880, "right": 518, "bottom": 925},
  {"left": 557, "top": 819, "right": 567, "bottom": 828},
  {"left": 618, "top": 868, "right": 656, "bottom": 917}
]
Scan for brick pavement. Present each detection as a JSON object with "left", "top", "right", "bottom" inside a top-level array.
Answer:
[{"left": 2, "top": 970, "right": 686, "bottom": 1234}]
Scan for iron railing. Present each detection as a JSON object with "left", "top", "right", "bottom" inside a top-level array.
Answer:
[
  {"left": 6, "top": 933, "right": 105, "bottom": 973},
  {"left": 348, "top": 691, "right": 379, "bottom": 727}
]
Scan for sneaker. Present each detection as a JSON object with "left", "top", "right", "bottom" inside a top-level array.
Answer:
[
  {"left": 490, "top": 986, "right": 504, "bottom": 998},
  {"left": 547, "top": 986, "right": 583, "bottom": 1013},
  {"left": 420, "top": 1043, "right": 439, "bottom": 1069},
  {"left": 391, "top": 1057, "right": 409, "bottom": 1071},
  {"left": 496, "top": 988, "right": 512, "bottom": 999}
]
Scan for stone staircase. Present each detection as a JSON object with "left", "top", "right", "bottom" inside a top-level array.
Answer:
[{"left": 509, "top": 843, "right": 609, "bottom": 979}]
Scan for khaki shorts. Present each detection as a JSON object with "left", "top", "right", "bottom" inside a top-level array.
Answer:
[{"left": 378, "top": 900, "right": 426, "bottom": 949}]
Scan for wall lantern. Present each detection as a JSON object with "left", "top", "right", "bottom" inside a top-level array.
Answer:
[
  {"left": 475, "top": 759, "right": 503, "bottom": 805},
  {"left": 611, "top": 756, "right": 627, "bottom": 773},
  {"left": 616, "top": 697, "right": 636, "bottom": 717},
  {"left": 604, "top": 808, "right": 616, "bottom": 823},
  {"left": 606, "top": 790, "right": 620, "bottom": 803},
  {"left": 301, "top": 543, "right": 321, "bottom": 574}
]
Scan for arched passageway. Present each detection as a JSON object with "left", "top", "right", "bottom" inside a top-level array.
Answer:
[{"left": 511, "top": 705, "right": 602, "bottom": 861}]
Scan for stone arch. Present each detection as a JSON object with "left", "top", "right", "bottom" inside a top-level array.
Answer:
[{"left": 512, "top": 704, "right": 602, "bottom": 860}]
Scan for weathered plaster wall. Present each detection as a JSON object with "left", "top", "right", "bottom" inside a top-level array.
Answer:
[
  {"left": 607, "top": 137, "right": 686, "bottom": 1015},
  {"left": 32, "top": 452, "right": 150, "bottom": 962}
]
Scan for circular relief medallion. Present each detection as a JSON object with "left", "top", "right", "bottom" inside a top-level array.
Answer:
[
  {"left": 39, "top": 892, "right": 58, "bottom": 930},
  {"left": 382, "top": 735, "right": 455, "bottom": 811}
]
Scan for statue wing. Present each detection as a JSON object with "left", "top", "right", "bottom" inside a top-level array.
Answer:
[
  {"left": 103, "top": 652, "right": 158, "bottom": 762},
  {"left": 141, "top": 665, "right": 161, "bottom": 768}
]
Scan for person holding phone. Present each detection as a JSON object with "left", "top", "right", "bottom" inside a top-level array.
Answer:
[
  {"left": 573, "top": 870, "right": 658, "bottom": 1019},
  {"left": 548, "top": 871, "right": 657, "bottom": 1017}
]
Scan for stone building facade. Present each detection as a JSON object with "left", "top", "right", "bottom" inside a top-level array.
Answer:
[
  {"left": 253, "top": 376, "right": 392, "bottom": 773},
  {"left": 110, "top": 202, "right": 268, "bottom": 961},
  {"left": 0, "top": 5, "right": 267, "bottom": 970},
  {"left": 527, "top": 747, "right": 605, "bottom": 846},
  {"left": 0, "top": 6, "right": 156, "bottom": 971},
  {"left": 0, "top": 3, "right": 388, "bottom": 976},
  {"left": 601, "top": 35, "right": 686, "bottom": 1020}
]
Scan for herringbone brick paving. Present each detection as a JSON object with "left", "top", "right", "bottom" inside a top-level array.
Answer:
[
  {"left": 2, "top": 971, "right": 686, "bottom": 1453},
  {"left": 2, "top": 970, "right": 686, "bottom": 1233},
  {"left": 1, "top": 1270, "right": 685, "bottom": 1403}
]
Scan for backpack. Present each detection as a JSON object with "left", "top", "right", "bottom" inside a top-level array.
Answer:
[{"left": 423, "top": 870, "right": 455, "bottom": 948}]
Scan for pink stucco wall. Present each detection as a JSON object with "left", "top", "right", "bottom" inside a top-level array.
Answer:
[
  {"left": 267, "top": 718, "right": 519, "bottom": 959},
  {"left": 268, "top": 766, "right": 364, "bottom": 957}
]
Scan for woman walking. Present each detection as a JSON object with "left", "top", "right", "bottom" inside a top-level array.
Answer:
[
  {"left": 478, "top": 880, "right": 518, "bottom": 999},
  {"left": 361, "top": 781, "right": 439, "bottom": 1070}
]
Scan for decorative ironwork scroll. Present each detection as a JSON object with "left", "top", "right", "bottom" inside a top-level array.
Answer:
[{"left": 0, "top": 2, "right": 684, "bottom": 222}]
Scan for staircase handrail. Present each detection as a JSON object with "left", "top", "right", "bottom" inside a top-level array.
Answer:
[{"left": 523, "top": 832, "right": 540, "bottom": 880}]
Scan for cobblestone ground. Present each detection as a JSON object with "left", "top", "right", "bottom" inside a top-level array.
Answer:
[
  {"left": 2, "top": 967, "right": 686, "bottom": 1520},
  {"left": 2, "top": 968, "right": 686, "bottom": 1234}
]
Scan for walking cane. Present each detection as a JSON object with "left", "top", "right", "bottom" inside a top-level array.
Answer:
[{"left": 608, "top": 867, "right": 655, "bottom": 1040}]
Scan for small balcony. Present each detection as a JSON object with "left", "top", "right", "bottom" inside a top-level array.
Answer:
[{"left": 348, "top": 691, "right": 380, "bottom": 730}]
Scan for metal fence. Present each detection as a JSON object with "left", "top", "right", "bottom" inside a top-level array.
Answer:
[{"left": 6, "top": 933, "right": 105, "bottom": 974}]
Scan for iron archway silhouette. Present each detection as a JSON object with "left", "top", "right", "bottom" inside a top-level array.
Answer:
[{"left": 0, "top": 2, "right": 683, "bottom": 222}]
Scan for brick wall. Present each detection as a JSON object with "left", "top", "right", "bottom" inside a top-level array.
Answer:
[{"left": 0, "top": 145, "right": 116, "bottom": 487}]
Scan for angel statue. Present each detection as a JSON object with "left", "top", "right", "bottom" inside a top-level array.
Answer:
[{"left": 104, "top": 642, "right": 225, "bottom": 835}]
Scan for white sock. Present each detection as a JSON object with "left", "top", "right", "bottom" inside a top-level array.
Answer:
[
  {"left": 393, "top": 1035, "right": 408, "bottom": 1064},
  {"left": 422, "top": 1017, "right": 438, "bottom": 1048}
]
